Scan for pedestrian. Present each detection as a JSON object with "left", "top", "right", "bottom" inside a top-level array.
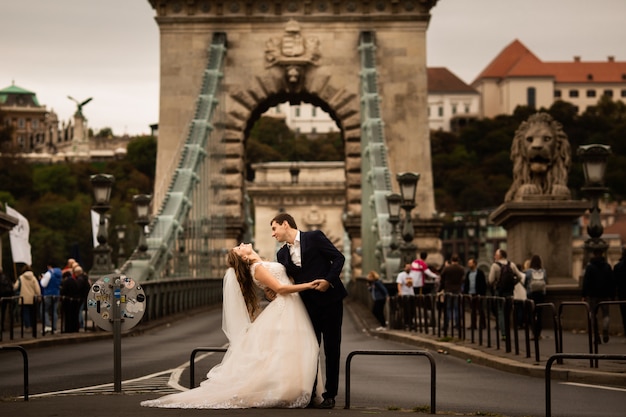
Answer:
[
  {"left": 366, "top": 270, "right": 388, "bottom": 330},
  {"left": 74, "top": 265, "right": 91, "bottom": 330},
  {"left": 613, "top": 247, "right": 626, "bottom": 338},
  {"left": 62, "top": 258, "right": 78, "bottom": 277},
  {"left": 411, "top": 251, "right": 439, "bottom": 295},
  {"left": 396, "top": 263, "right": 415, "bottom": 296},
  {"left": 270, "top": 212, "right": 347, "bottom": 409},
  {"left": 15, "top": 265, "right": 41, "bottom": 329},
  {"left": 439, "top": 254, "right": 465, "bottom": 333},
  {"left": 488, "top": 249, "right": 525, "bottom": 340},
  {"left": 40, "top": 263, "right": 62, "bottom": 334},
  {"left": 60, "top": 270, "right": 81, "bottom": 333},
  {"left": 0, "top": 267, "right": 14, "bottom": 332},
  {"left": 463, "top": 258, "right": 487, "bottom": 329},
  {"left": 582, "top": 248, "right": 615, "bottom": 343},
  {"left": 525, "top": 254, "right": 547, "bottom": 339},
  {"left": 513, "top": 262, "right": 527, "bottom": 329},
  {"left": 396, "top": 263, "right": 416, "bottom": 330}
]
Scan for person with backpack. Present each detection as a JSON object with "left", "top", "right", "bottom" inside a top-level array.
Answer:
[
  {"left": 488, "top": 249, "right": 525, "bottom": 340},
  {"left": 524, "top": 254, "right": 547, "bottom": 339}
]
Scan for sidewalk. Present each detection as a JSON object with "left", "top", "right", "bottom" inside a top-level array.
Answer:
[{"left": 349, "top": 299, "right": 626, "bottom": 387}]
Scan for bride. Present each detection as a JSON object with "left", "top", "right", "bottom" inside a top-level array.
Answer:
[{"left": 141, "top": 243, "right": 324, "bottom": 409}]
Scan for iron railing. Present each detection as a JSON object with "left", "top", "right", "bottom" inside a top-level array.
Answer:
[{"left": 0, "top": 278, "right": 223, "bottom": 342}]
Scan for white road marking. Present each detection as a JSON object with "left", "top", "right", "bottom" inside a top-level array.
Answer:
[
  {"left": 28, "top": 344, "right": 228, "bottom": 398},
  {"left": 561, "top": 382, "right": 626, "bottom": 392}
]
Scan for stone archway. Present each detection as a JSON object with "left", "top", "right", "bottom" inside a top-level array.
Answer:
[
  {"left": 226, "top": 68, "right": 362, "bottom": 209},
  {"left": 150, "top": 0, "right": 440, "bottom": 274}
]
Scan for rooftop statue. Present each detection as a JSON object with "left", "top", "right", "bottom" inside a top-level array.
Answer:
[
  {"left": 504, "top": 112, "right": 572, "bottom": 202},
  {"left": 67, "top": 95, "right": 93, "bottom": 117}
]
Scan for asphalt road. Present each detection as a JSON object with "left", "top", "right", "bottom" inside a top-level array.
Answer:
[{"left": 1, "top": 301, "right": 624, "bottom": 417}]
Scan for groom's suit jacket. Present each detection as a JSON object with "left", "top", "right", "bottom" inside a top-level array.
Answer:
[{"left": 277, "top": 229, "right": 347, "bottom": 317}]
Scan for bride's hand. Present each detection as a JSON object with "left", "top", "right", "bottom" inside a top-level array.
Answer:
[
  {"left": 314, "top": 279, "right": 330, "bottom": 292},
  {"left": 308, "top": 279, "right": 322, "bottom": 289}
]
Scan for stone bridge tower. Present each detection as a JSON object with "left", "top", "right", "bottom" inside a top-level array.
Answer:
[{"left": 148, "top": 0, "right": 440, "bottom": 273}]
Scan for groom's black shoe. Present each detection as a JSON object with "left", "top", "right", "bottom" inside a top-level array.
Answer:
[{"left": 317, "top": 398, "right": 335, "bottom": 409}]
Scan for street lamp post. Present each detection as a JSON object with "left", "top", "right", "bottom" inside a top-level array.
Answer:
[
  {"left": 577, "top": 144, "right": 612, "bottom": 258},
  {"left": 115, "top": 225, "right": 126, "bottom": 269},
  {"left": 386, "top": 193, "right": 402, "bottom": 255},
  {"left": 201, "top": 218, "right": 210, "bottom": 270},
  {"left": 477, "top": 215, "right": 489, "bottom": 267},
  {"left": 177, "top": 225, "right": 188, "bottom": 276},
  {"left": 384, "top": 193, "right": 403, "bottom": 278},
  {"left": 396, "top": 172, "right": 420, "bottom": 267},
  {"left": 466, "top": 219, "right": 477, "bottom": 260},
  {"left": 382, "top": 172, "right": 420, "bottom": 279},
  {"left": 132, "top": 194, "right": 152, "bottom": 259},
  {"left": 89, "top": 174, "right": 115, "bottom": 280}
]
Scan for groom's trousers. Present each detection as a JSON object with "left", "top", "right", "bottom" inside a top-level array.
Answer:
[{"left": 311, "top": 300, "right": 343, "bottom": 399}]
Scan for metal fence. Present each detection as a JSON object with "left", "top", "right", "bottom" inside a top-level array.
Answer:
[
  {"left": 1, "top": 277, "right": 223, "bottom": 342},
  {"left": 351, "top": 277, "right": 625, "bottom": 368}
]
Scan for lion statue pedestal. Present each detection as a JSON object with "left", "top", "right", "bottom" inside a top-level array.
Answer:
[{"left": 491, "top": 198, "right": 588, "bottom": 283}]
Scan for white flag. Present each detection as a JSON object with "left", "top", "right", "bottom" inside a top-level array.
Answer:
[
  {"left": 91, "top": 210, "right": 110, "bottom": 248},
  {"left": 6, "top": 204, "right": 32, "bottom": 265},
  {"left": 91, "top": 210, "right": 99, "bottom": 248}
]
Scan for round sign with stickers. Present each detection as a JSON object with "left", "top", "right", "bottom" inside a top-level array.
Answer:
[{"left": 87, "top": 274, "right": 146, "bottom": 332}]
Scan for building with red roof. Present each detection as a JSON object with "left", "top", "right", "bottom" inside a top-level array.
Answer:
[{"left": 472, "top": 39, "right": 626, "bottom": 118}]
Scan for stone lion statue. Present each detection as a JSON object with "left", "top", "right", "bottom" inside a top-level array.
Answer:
[{"left": 504, "top": 112, "right": 571, "bottom": 202}]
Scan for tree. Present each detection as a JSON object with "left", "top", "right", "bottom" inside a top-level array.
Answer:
[
  {"left": 0, "top": 157, "right": 33, "bottom": 200},
  {"left": 32, "top": 164, "right": 78, "bottom": 199},
  {"left": 95, "top": 127, "right": 114, "bottom": 138},
  {"left": 1, "top": 147, "right": 157, "bottom": 276},
  {"left": 0, "top": 109, "right": 13, "bottom": 151},
  {"left": 246, "top": 116, "right": 344, "bottom": 163},
  {"left": 126, "top": 135, "right": 157, "bottom": 181},
  {"left": 247, "top": 117, "right": 295, "bottom": 162}
]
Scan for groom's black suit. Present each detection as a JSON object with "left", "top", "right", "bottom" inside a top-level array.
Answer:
[{"left": 277, "top": 229, "right": 346, "bottom": 400}]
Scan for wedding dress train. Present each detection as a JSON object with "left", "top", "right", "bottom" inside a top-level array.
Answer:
[{"left": 141, "top": 261, "right": 322, "bottom": 409}]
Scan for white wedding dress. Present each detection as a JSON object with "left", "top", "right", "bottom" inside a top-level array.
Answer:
[{"left": 141, "top": 261, "right": 322, "bottom": 409}]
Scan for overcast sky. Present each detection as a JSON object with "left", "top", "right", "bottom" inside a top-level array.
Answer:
[{"left": 1, "top": 0, "right": 625, "bottom": 136}]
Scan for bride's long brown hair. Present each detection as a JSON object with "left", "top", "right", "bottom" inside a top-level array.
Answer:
[{"left": 227, "top": 249, "right": 259, "bottom": 319}]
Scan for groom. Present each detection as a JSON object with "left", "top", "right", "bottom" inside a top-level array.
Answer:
[{"left": 271, "top": 212, "right": 347, "bottom": 409}]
